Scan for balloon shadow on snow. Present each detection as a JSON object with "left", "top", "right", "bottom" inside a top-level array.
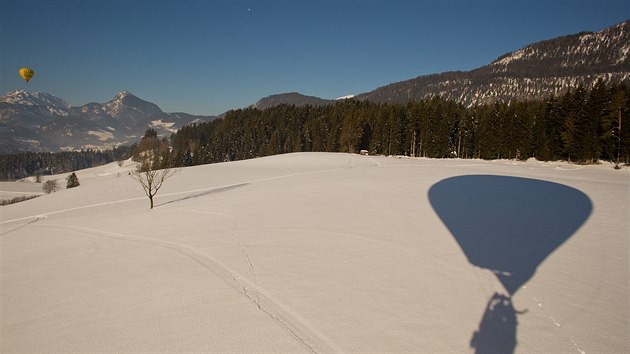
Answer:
[{"left": 428, "top": 175, "right": 591, "bottom": 354}]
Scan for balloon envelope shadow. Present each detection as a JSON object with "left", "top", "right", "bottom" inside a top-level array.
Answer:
[{"left": 428, "top": 175, "right": 592, "bottom": 353}]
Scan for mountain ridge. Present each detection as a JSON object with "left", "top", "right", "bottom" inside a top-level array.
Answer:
[
  {"left": 252, "top": 92, "right": 335, "bottom": 110},
  {"left": 253, "top": 20, "right": 629, "bottom": 109},
  {"left": 357, "top": 19, "right": 630, "bottom": 106}
]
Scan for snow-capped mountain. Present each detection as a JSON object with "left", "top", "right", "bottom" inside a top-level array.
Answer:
[
  {"left": 0, "top": 91, "right": 216, "bottom": 153},
  {"left": 488, "top": 20, "right": 629, "bottom": 73},
  {"left": 68, "top": 91, "right": 168, "bottom": 133},
  {"left": 0, "top": 90, "right": 70, "bottom": 109},
  {"left": 356, "top": 20, "right": 630, "bottom": 106},
  {"left": 102, "top": 91, "right": 163, "bottom": 118}
]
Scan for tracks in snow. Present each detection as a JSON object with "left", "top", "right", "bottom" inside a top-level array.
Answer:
[
  {"left": 35, "top": 222, "right": 336, "bottom": 353},
  {"left": 171, "top": 210, "right": 342, "bottom": 354},
  {"left": 184, "top": 211, "right": 262, "bottom": 311},
  {"left": 521, "top": 287, "right": 587, "bottom": 354}
]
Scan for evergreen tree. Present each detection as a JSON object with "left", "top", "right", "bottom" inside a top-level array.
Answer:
[
  {"left": 340, "top": 106, "right": 363, "bottom": 153},
  {"left": 66, "top": 172, "right": 80, "bottom": 188}
]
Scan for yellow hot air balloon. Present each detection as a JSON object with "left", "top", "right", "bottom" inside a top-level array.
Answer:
[{"left": 19, "top": 67, "right": 35, "bottom": 83}]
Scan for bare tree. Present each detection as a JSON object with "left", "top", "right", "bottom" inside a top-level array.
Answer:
[
  {"left": 42, "top": 180, "right": 59, "bottom": 194},
  {"left": 131, "top": 130, "right": 176, "bottom": 209},
  {"left": 131, "top": 160, "right": 174, "bottom": 209}
]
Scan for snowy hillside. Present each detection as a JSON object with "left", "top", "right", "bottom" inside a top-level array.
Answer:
[
  {"left": 0, "top": 90, "right": 70, "bottom": 109},
  {"left": 357, "top": 20, "right": 630, "bottom": 106},
  {"left": 1, "top": 153, "right": 628, "bottom": 353}
]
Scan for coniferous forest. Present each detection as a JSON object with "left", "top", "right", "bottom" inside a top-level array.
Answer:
[
  {"left": 0, "top": 147, "right": 130, "bottom": 181},
  {"left": 171, "top": 82, "right": 629, "bottom": 167}
]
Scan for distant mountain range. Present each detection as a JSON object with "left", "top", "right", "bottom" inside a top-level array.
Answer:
[
  {"left": 257, "top": 20, "right": 630, "bottom": 108},
  {"left": 2, "top": 20, "right": 629, "bottom": 153},
  {"left": 0, "top": 90, "right": 216, "bottom": 153}
]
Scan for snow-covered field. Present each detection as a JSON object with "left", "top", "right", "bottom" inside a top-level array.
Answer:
[{"left": 1, "top": 153, "right": 628, "bottom": 353}]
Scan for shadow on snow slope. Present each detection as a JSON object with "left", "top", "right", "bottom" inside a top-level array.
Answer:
[
  {"left": 157, "top": 183, "right": 250, "bottom": 208},
  {"left": 428, "top": 175, "right": 592, "bottom": 354}
]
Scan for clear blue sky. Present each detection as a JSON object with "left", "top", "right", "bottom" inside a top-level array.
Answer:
[{"left": 1, "top": 0, "right": 628, "bottom": 115}]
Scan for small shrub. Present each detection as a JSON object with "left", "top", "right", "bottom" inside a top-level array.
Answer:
[
  {"left": 42, "top": 180, "right": 59, "bottom": 194},
  {"left": 0, "top": 195, "right": 39, "bottom": 206}
]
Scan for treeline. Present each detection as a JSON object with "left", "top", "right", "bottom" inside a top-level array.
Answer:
[
  {"left": 171, "top": 81, "right": 629, "bottom": 166},
  {"left": 0, "top": 147, "right": 131, "bottom": 181}
]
